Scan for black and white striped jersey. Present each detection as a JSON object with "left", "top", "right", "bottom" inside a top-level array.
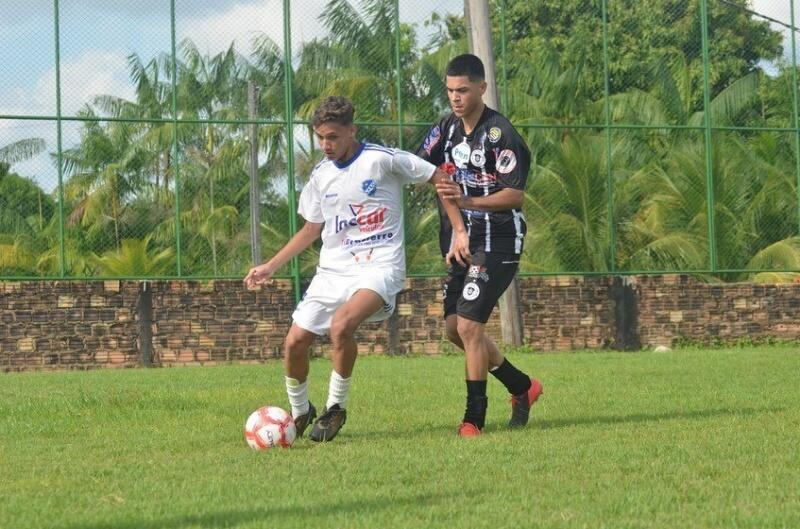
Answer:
[{"left": 416, "top": 106, "right": 530, "bottom": 256}]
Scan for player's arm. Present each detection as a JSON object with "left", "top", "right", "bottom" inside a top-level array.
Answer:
[
  {"left": 437, "top": 128, "right": 530, "bottom": 211},
  {"left": 434, "top": 182, "right": 524, "bottom": 211},
  {"left": 243, "top": 221, "right": 323, "bottom": 288},
  {"left": 430, "top": 169, "right": 470, "bottom": 266}
]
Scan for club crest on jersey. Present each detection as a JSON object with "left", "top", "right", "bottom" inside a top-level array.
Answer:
[
  {"left": 423, "top": 125, "right": 441, "bottom": 155},
  {"left": 496, "top": 149, "right": 517, "bottom": 174},
  {"left": 470, "top": 149, "right": 486, "bottom": 167},
  {"left": 488, "top": 127, "right": 502, "bottom": 143},
  {"left": 362, "top": 179, "right": 377, "bottom": 196},
  {"left": 335, "top": 204, "right": 387, "bottom": 233}
]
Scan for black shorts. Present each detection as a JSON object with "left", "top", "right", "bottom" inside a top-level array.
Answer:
[{"left": 443, "top": 252, "right": 520, "bottom": 323}]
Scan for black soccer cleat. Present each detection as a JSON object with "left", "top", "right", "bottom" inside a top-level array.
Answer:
[
  {"left": 308, "top": 404, "right": 347, "bottom": 443},
  {"left": 509, "top": 378, "right": 543, "bottom": 428},
  {"left": 293, "top": 402, "right": 317, "bottom": 438}
]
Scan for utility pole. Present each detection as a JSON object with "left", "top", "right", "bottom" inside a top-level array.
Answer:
[
  {"left": 465, "top": 0, "right": 523, "bottom": 345},
  {"left": 248, "top": 80, "right": 261, "bottom": 266}
]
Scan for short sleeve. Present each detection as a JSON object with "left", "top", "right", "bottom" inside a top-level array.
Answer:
[
  {"left": 494, "top": 126, "right": 531, "bottom": 191},
  {"left": 391, "top": 150, "right": 436, "bottom": 185},
  {"left": 297, "top": 175, "right": 324, "bottom": 223},
  {"left": 416, "top": 119, "right": 447, "bottom": 166}
]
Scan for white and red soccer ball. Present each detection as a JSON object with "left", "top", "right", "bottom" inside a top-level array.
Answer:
[{"left": 244, "top": 406, "right": 296, "bottom": 450}]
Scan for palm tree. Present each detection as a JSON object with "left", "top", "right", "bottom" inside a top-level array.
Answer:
[
  {"left": 92, "top": 236, "right": 174, "bottom": 276},
  {"left": 0, "top": 138, "right": 46, "bottom": 165},
  {"left": 61, "top": 109, "right": 148, "bottom": 253}
]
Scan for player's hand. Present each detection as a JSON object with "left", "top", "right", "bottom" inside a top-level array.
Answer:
[
  {"left": 446, "top": 230, "right": 471, "bottom": 267},
  {"left": 243, "top": 263, "right": 275, "bottom": 288},
  {"left": 435, "top": 178, "right": 464, "bottom": 208}
]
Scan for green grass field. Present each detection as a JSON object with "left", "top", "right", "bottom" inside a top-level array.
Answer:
[{"left": 1, "top": 346, "right": 799, "bottom": 529}]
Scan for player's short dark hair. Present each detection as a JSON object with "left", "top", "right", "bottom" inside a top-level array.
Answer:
[
  {"left": 312, "top": 96, "right": 355, "bottom": 127},
  {"left": 446, "top": 54, "right": 485, "bottom": 82}
]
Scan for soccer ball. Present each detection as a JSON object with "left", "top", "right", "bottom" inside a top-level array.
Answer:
[{"left": 244, "top": 406, "right": 297, "bottom": 450}]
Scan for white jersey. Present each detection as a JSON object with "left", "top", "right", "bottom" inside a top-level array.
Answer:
[{"left": 298, "top": 143, "right": 436, "bottom": 274}]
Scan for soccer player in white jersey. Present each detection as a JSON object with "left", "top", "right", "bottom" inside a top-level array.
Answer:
[{"left": 244, "top": 96, "right": 469, "bottom": 442}]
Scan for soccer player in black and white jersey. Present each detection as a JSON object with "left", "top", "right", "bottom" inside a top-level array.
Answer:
[
  {"left": 245, "top": 96, "right": 469, "bottom": 442},
  {"left": 417, "top": 54, "right": 543, "bottom": 437}
]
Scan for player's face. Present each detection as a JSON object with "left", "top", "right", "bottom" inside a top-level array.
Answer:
[
  {"left": 314, "top": 122, "right": 358, "bottom": 163},
  {"left": 446, "top": 75, "right": 486, "bottom": 118}
]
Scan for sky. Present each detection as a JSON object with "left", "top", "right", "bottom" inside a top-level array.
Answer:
[
  {"left": 0, "top": 0, "right": 797, "bottom": 192},
  {"left": 0, "top": 0, "right": 463, "bottom": 191}
]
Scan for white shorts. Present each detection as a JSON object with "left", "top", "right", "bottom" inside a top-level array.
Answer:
[{"left": 292, "top": 268, "right": 404, "bottom": 336}]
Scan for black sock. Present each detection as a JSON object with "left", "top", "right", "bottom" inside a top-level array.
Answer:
[
  {"left": 490, "top": 358, "right": 532, "bottom": 396},
  {"left": 464, "top": 380, "right": 488, "bottom": 429}
]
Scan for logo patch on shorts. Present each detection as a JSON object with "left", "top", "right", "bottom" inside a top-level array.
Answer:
[
  {"left": 467, "top": 265, "right": 489, "bottom": 282},
  {"left": 362, "top": 179, "right": 377, "bottom": 196},
  {"left": 462, "top": 282, "right": 481, "bottom": 301}
]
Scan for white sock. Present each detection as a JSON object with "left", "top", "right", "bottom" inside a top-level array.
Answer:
[
  {"left": 326, "top": 370, "right": 351, "bottom": 410},
  {"left": 285, "top": 377, "right": 309, "bottom": 418}
]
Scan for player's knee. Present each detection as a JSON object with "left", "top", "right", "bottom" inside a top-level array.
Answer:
[
  {"left": 456, "top": 318, "right": 483, "bottom": 344},
  {"left": 445, "top": 322, "right": 462, "bottom": 346},
  {"left": 284, "top": 329, "right": 311, "bottom": 358},
  {"left": 329, "top": 315, "right": 356, "bottom": 344},
  {"left": 446, "top": 327, "right": 461, "bottom": 345}
]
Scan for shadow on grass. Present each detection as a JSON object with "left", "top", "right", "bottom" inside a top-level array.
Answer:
[
  {"left": 56, "top": 490, "right": 471, "bottom": 529},
  {"left": 345, "top": 406, "right": 786, "bottom": 440},
  {"left": 534, "top": 406, "right": 786, "bottom": 431}
]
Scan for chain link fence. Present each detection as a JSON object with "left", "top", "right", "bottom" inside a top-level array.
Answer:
[{"left": 1, "top": 0, "right": 799, "bottom": 292}]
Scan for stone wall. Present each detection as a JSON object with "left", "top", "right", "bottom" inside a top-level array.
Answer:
[
  {"left": 2, "top": 275, "right": 799, "bottom": 371},
  {"left": 635, "top": 275, "right": 800, "bottom": 346},
  {"left": 0, "top": 281, "right": 139, "bottom": 370}
]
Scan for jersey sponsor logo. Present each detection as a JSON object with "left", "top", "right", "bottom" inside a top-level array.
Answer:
[
  {"left": 362, "top": 179, "right": 377, "bottom": 196},
  {"left": 423, "top": 125, "right": 441, "bottom": 155},
  {"left": 462, "top": 282, "right": 481, "bottom": 301},
  {"left": 452, "top": 141, "right": 471, "bottom": 167},
  {"left": 335, "top": 204, "right": 387, "bottom": 234},
  {"left": 324, "top": 193, "right": 338, "bottom": 199},
  {"left": 488, "top": 127, "right": 502, "bottom": 143},
  {"left": 341, "top": 231, "right": 395, "bottom": 248},
  {"left": 455, "top": 167, "right": 497, "bottom": 187},
  {"left": 470, "top": 149, "right": 486, "bottom": 167},
  {"left": 496, "top": 149, "right": 517, "bottom": 174}
]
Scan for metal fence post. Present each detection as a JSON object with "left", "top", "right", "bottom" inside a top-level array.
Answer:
[
  {"left": 791, "top": 0, "right": 800, "bottom": 234},
  {"left": 283, "top": 0, "right": 301, "bottom": 304},
  {"left": 601, "top": 0, "right": 616, "bottom": 273},
  {"left": 54, "top": 0, "right": 66, "bottom": 277},
  {"left": 170, "top": 0, "right": 183, "bottom": 276},
  {"left": 137, "top": 281, "right": 153, "bottom": 367},
  {"left": 700, "top": 0, "right": 718, "bottom": 272},
  {"left": 248, "top": 81, "right": 262, "bottom": 266}
]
